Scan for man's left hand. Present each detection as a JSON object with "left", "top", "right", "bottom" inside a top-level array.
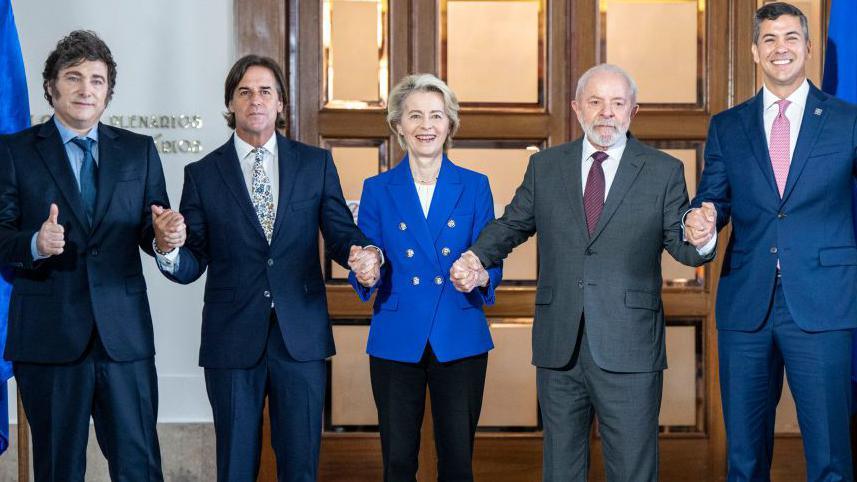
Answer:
[{"left": 349, "top": 245, "right": 381, "bottom": 287}]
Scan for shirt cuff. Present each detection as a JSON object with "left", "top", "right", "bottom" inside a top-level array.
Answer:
[
  {"left": 153, "top": 239, "right": 180, "bottom": 273},
  {"left": 680, "top": 208, "right": 693, "bottom": 241},
  {"left": 365, "top": 245, "right": 384, "bottom": 266},
  {"left": 697, "top": 233, "right": 717, "bottom": 257},
  {"left": 30, "top": 232, "right": 48, "bottom": 261}
]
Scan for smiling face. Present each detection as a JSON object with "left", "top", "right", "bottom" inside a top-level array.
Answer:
[
  {"left": 228, "top": 65, "right": 284, "bottom": 146},
  {"left": 49, "top": 60, "right": 109, "bottom": 135},
  {"left": 396, "top": 90, "right": 450, "bottom": 162},
  {"left": 572, "top": 71, "right": 638, "bottom": 150},
  {"left": 752, "top": 14, "right": 810, "bottom": 98}
]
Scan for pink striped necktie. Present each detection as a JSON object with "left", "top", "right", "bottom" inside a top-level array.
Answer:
[
  {"left": 584, "top": 151, "right": 608, "bottom": 236},
  {"left": 770, "top": 99, "right": 791, "bottom": 197}
]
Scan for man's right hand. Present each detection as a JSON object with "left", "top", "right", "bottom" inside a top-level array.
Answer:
[
  {"left": 36, "top": 203, "right": 65, "bottom": 257},
  {"left": 684, "top": 202, "right": 716, "bottom": 248},
  {"left": 151, "top": 204, "right": 186, "bottom": 253}
]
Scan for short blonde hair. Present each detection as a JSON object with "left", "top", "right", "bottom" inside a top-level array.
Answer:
[{"left": 387, "top": 74, "right": 460, "bottom": 151}]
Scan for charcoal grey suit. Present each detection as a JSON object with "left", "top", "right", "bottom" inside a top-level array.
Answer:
[{"left": 469, "top": 136, "right": 710, "bottom": 481}]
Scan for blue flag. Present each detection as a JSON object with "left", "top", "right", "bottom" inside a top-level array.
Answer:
[
  {"left": 822, "top": 0, "right": 857, "bottom": 411},
  {"left": 0, "top": 0, "right": 29, "bottom": 455}
]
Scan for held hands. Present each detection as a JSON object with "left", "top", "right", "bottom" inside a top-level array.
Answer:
[
  {"left": 349, "top": 245, "right": 381, "bottom": 287},
  {"left": 450, "top": 250, "right": 489, "bottom": 293},
  {"left": 151, "top": 204, "right": 186, "bottom": 253},
  {"left": 36, "top": 203, "right": 65, "bottom": 257},
  {"left": 684, "top": 202, "right": 716, "bottom": 248}
]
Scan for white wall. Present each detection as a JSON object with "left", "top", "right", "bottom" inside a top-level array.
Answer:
[{"left": 9, "top": 0, "right": 236, "bottom": 422}]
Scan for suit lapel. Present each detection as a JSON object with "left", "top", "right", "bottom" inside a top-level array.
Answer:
[
  {"left": 781, "top": 84, "right": 829, "bottom": 204},
  {"left": 271, "top": 135, "right": 298, "bottom": 241},
  {"left": 587, "top": 138, "right": 646, "bottom": 246},
  {"left": 385, "top": 157, "right": 437, "bottom": 263},
  {"left": 739, "top": 91, "right": 781, "bottom": 198},
  {"left": 214, "top": 136, "right": 269, "bottom": 241},
  {"left": 558, "top": 140, "right": 590, "bottom": 241},
  {"left": 426, "top": 157, "right": 463, "bottom": 244},
  {"left": 90, "top": 124, "right": 122, "bottom": 233},
  {"left": 34, "top": 121, "right": 89, "bottom": 231}
]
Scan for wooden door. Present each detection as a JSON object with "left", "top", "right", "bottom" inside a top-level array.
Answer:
[{"left": 229, "top": 0, "right": 823, "bottom": 480}]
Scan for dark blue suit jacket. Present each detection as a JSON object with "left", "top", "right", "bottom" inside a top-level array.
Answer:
[
  {"left": 0, "top": 120, "right": 169, "bottom": 363},
  {"left": 164, "top": 134, "right": 369, "bottom": 368},
  {"left": 693, "top": 83, "right": 857, "bottom": 332},
  {"left": 349, "top": 156, "right": 502, "bottom": 363}
]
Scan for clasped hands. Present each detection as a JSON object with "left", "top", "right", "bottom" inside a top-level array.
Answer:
[
  {"left": 449, "top": 250, "right": 489, "bottom": 293},
  {"left": 349, "top": 246, "right": 382, "bottom": 287},
  {"left": 151, "top": 204, "right": 186, "bottom": 253},
  {"left": 684, "top": 202, "right": 716, "bottom": 248}
]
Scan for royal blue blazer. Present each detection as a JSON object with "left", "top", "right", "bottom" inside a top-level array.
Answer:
[{"left": 349, "top": 155, "right": 502, "bottom": 363}]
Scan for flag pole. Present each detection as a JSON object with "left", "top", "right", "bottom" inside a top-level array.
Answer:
[{"left": 16, "top": 390, "right": 27, "bottom": 481}]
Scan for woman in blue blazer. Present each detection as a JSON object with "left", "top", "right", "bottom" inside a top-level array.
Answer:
[{"left": 349, "top": 74, "right": 502, "bottom": 481}]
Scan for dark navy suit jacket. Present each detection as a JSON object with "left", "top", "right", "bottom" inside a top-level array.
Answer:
[
  {"left": 349, "top": 156, "right": 502, "bottom": 363},
  {"left": 0, "top": 120, "right": 169, "bottom": 363},
  {"left": 164, "top": 134, "right": 369, "bottom": 368},
  {"left": 693, "top": 83, "right": 857, "bottom": 332}
]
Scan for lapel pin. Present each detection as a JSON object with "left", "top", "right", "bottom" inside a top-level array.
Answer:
[{"left": 814, "top": 108, "right": 823, "bottom": 116}]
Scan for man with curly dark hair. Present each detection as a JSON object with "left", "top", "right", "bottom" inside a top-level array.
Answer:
[{"left": 0, "top": 30, "right": 169, "bottom": 481}]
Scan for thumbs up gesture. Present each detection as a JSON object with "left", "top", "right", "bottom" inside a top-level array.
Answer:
[{"left": 36, "top": 203, "right": 65, "bottom": 257}]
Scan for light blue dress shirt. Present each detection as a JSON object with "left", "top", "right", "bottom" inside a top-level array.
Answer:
[{"left": 30, "top": 117, "right": 99, "bottom": 260}]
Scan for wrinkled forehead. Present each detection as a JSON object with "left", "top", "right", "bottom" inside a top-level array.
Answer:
[{"left": 580, "top": 72, "right": 633, "bottom": 101}]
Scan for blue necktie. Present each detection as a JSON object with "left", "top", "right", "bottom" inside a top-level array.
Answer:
[{"left": 70, "top": 137, "right": 97, "bottom": 225}]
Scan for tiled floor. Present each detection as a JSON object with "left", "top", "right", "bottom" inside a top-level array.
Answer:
[{"left": 0, "top": 423, "right": 216, "bottom": 482}]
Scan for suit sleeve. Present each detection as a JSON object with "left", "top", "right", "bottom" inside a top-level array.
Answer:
[
  {"left": 348, "top": 179, "right": 385, "bottom": 301},
  {"left": 469, "top": 155, "right": 537, "bottom": 268},
  {"left": 161, "top": 164, "right": 206, "bottom": 284},
  {"left": 0, "top": 136, "right": 38, "bottom": 269},
  {"left": 663, "top": 161, "right": 710, "bottom": 267},
  {"left": 139, "top": 138, "right": 171, "bottom": 256},
  {"left": 692, "top": 118, "right": 731, "bottom": 231},
  {"left": 473, "top": 175, "right": 502, "bottom": 305},
  {"left": 321, "top": 150, "right": 370, "bottom": 268}
]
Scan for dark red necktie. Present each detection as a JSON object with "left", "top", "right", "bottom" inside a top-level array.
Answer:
[{"left": 583, "top": 151, "right": 608, "bottom": 236}]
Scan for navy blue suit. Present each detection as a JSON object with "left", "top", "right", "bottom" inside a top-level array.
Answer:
[
  {"left": 0, "top": 120, "right": 168, "bottom": 481},
  {"left": 693, "top": 83, "right": 857, "bottom": 480},
  {"left": 349, "top": 156, "right": 502, "bottom": 481},
  {"left": 162, "top": 134, "right": 369, "bottom": 481}
]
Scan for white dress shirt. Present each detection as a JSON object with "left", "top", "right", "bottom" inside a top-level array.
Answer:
[
  {"left": 581, "top": 135, "right": 626, "bottom": 200},
  {"left": 415, "top": 182, "right": 436, "bottom": 218},
  {"left": 156, "top": 132, "right": 279, "bottom": 270}
]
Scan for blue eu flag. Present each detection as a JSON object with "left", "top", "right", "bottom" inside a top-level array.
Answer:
[
  {"left": 0, "top": 0, "right": 30, "bottom": 455},
  {"left": 822, "top": 0, "right": 857, "bottom": 411}
]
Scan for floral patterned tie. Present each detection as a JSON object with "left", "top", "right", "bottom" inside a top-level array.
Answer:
[{"left": 251, "top": 148, "right": 274, "bottom": 243}]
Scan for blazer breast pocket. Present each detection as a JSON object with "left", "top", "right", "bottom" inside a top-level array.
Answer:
[
  {"left": 819, "top": 246, "right": 857, "bottom": 266},
  {"left": 535, "top": 287, "right": 553, "bottom": 305},
  {"left": 290, "top": 196, "right": 318, "bottom": 212},
  {"left": 449, "top": 211, "right": 474, "bottom": 229},
  {"left": 116, "top": 169, "right": 140, "bottom": 182},
  {"left": 624, "top": 289, "right": 659, "bottom": 311}
]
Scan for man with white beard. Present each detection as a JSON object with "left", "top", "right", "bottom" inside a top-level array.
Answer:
[{"left": 450, "top": 64, "right": 714, "bottom": 481}]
